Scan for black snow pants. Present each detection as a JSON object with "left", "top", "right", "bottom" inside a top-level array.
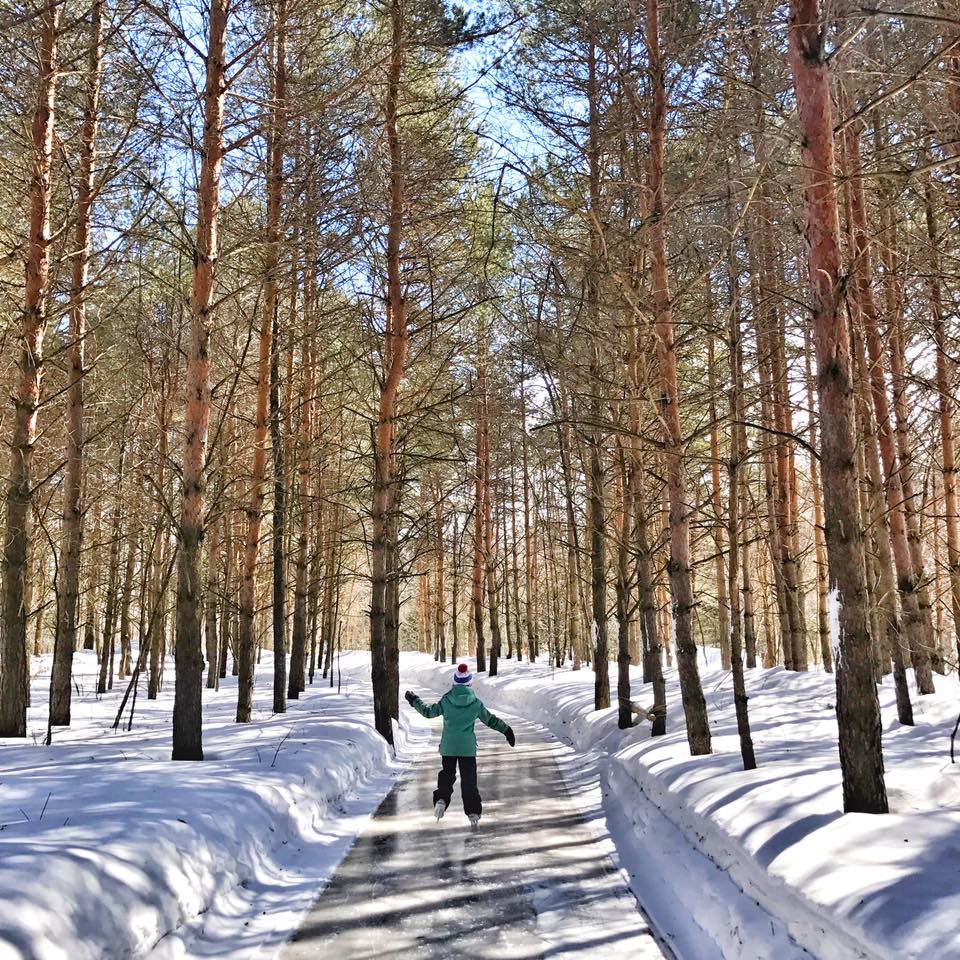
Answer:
[{"left": 433, "top": 756, "right": 481, "bottom": 816}]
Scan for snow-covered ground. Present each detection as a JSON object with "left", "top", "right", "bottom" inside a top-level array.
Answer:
[
  {"left": 403, "top": 650, "right": 960, "bottom": 960},
  {"left": 3, "top": 645, "right": 957, "bottom": 960},
  {"left": 0, "top": 650, "right": 424, "bottom": 960}
]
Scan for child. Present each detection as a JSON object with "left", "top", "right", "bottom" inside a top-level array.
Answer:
[{"left": 405, "top": 662, "right": 515, "bottom": 829}]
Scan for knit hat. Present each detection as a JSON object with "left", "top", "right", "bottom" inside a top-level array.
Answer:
[{"left": 452, "top": 662, "right": 474, "bottom": 686}]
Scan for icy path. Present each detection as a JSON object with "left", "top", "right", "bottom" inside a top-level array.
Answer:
[{"left": 284, "top": 718, "right": 671, "bottom": 960}]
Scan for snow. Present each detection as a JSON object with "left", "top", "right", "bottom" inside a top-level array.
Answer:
[
  {"left": 403, "top": 650, "right": 960, "bottom": 960},
  {"left": 0, "top": 650, "right": 424, "bottom": 960},
  {"left": 3, "top": 645, "right": 957, "bottom": 960}
]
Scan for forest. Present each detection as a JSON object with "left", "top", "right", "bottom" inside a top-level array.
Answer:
[{"left": 0, "top": 0, "right": 959, "bottom": 955}]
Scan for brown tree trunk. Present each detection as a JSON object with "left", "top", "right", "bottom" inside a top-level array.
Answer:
[
  {"left": 741, "top": 477, "right": 758, "bottom": 669},
  {"left": 615, "top": 446, "right": 633, "bottom": 729},
  {"left": 290, "top": 327, "right": 314, "bottom": 699},
  {"left": 267, "top": 0, "right": 288, "bottom": 716},
  {"left": 588, "top": 423, "right": 609, "bottom": 706},
  {"left": 269, "top": 304, "right": 287, "bottom": 715},
  {"left": 508, "top": 451, "right": 523, "bottom": 661},
  {"left": 205, "top": 511, "right": 222, "bottom": 690},
  {"left": 83, "top": 504, "right": 102, "bottom": 655},
  {"left": 50, "top": 0, "right": 101, "bottom": 725},
  {"left": 787, "top": 0, "right": 886, "bottom": 812},
  {"left": 645, "top": 0, "right": 710, "bottom": 755},
  {"left": 485, "top": 429, "right": 502, "bottom": 677},
  {"left": 369, "top": 0, "right": 406, "bottom": 742},
  {"left": 472, "top": 349, "right": 488, "bottom": 671},
  {"left": 118, "top": 524, "right": 138, "bottom": 679},
  {"left": 845, "top": 123, "right": 934, "bottom": 695},
  {"left": 728, "top": 255, "right": 757, "bottom": 770},
  {"left": 804, "top": 329, "right": 832, "bottom": 672},
  {"left": 520, "top": 372, "right": 537, "bottom": 661},
  {"left": 451, "top": 512, "right": 460, "bottom": 663},
  {"left": 852, "top": 325, "right": 913, "bottom": 724},
  {"left": 171, "top": 0, "right": 228, "bottom": 759},
  {"left": 925, "top": 179, "right": 960, "bottom": 670},
  {"left": 435, "top": 494, "right": 447, "bottom": 663},
  {"left": 708, "top": 335, "right": 731, "bottom": 670},
  {"left": 1, "top": 5, "right": 60, "bottom": 737},
  {"left": 98, "top": 447, "right": 125, "bottom": 695}
]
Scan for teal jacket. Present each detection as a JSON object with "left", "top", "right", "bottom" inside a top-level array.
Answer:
[{"left": 410, "top": 685, "right": 509, "bottom": 756}]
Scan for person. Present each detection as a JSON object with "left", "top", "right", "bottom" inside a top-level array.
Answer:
[{"left": 405, "top": 662, "right": 516, "bottom": 829}]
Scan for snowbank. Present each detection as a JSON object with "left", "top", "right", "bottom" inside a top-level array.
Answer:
[
  {"left": 402, "top": 651, "right": 960, "bottom": 960},
  {"left": 0, "top": 650, "right": 414, "bottom": 960}
]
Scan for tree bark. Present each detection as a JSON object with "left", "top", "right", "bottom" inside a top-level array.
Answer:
[
  {"left": 369, "top": 0, "right": 406, "bottom": 742},
  {"left": 50, "top": 0, "right": 102, "bottom": 725},
  {"left": 1, "top": 3, "right": 60, "bottom": 737},
  {"left": 708, "top": 335, "right": 731, "bottom": 670},
  {"left": 925, "top": 179, "right": 960, "bottom": 670},
  {"left": 787, "top": 0, "right": 887, "bottom": 812},
  {"left": 290, "top": 327, "right": 314, "bottom": 699},
  {"left": 267, "top": 0, "right": 288, "bottom": 715},
  {"left": 728, "top": 247, "right": 756, "bottom": 770},
  {"left": 98, "top": 447, "right": 125, "bottom": 696},
  {"left": 803, "top": 329, "right": 832, "bottom": 672},
  {"left": 171, "top": 0, "right": 228, "bottom": 759},
  {"left": 472, "top": 351, "right": 488, "bottom": 671},
  {"left": 645, "top": 0, "right": 710, "bottom": 754},
  {"left": 845, "top": 123, "right": 934, "bottom": 695}
]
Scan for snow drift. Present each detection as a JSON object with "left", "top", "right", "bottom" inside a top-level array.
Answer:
[{"left": 403, "top": 650, "right": 960, "bottom": 960}]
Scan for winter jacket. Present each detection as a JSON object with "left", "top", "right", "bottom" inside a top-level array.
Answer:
[{"left": 409, "top": 685, "right": 509, "bottom": 756}]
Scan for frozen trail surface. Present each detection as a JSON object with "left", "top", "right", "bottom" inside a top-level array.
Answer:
[{"left": 283, "top": 717, "right": 671, "bottom": 960}]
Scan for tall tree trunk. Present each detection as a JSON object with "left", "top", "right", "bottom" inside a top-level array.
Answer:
[
  {"left": 645, "top": 0, "right": 710, "bottom": 755},
  {"left": 708, "top": 335, "right": 731, "bottom": 670},
  {"left": 615, "top": 446, "right": 633, "bottom": 729},
  {"left": 267, "top": 0, "right": 288, "bottom": 715},
  {"left": 205, "top": 512, "right": 221, "bottom": 689},
  {"left": 728, "top": 251, "right": 756, "bottom": 770},
  {"left": 270, "top": 306, "right": 287, "bottom": 714},
  {"left": 804, "top": 330, "right": 832, "bottom": 672},
  {"left": 588, "top": 427, "right": 608, "bottom": 707},
  {"left": 472, "top": 349, "right": 488, "bottom": 671},
  {"left": 118, "top": 524, "right": 138, "bottom": 679},
  {"left": 741, "top": 473, "right": 758, "bottom": 669},
  {"left": 83, "top": 505, "right": 102, "bottom": 655},
  {"left": 925, "top": 179, "right": 960, "bottom": 670},
  {"left": 290, "top": 328, "right": 314, "bottom": 699},
  {"left": 585, "top": 28, "right": 609, "bottom": 708},
  {"left": 851, "top": 329, "right": 912, "bottom": 723},
  {"left": 49, "top": 0, "right": 101, "bottom": 725},
  {"left": 369, "top": 0, "right": 406, "bottom": 742},
  {"left": 520, "top": 371, "right": 537, "bottom": 661},
  {"left": 787, "top": 0, "right": 886, "bottom": 812},
  {"left": 508, "top": 450, "right": 523, "bottom": 661},
  {"left": 435, "top": 493, "right": 447, "bottom": 662},
  {"left": 451, "top": 512, "right": 460, "bottom": 663},
  {"left": 171, "top": 0, "right": 228, "bottom": 760},
  {"left": 845, "top": 123, "right": 934, "bottom": 695},
  {"left": 1, "top": 4, "right": 59, "bottom": 737},
  {"left": 485, "top": 431, "right": 502, "bottom": 677},
  {"left": 98, "top": 447, "right": 125, "bottom": 695}
]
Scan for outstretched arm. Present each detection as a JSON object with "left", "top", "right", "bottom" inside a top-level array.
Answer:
[
  {"left": 405, "top": 690, "right": 443, "bottom": 719},
  {"left": 479, "top": 704, "right": 516, "bottom": 746},
  {"left": 478, "top": 703, "right": 512, "bottom": 739}
]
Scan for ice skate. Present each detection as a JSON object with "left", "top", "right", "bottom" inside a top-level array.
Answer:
[
  {"left": 434, "top": 801, "right": 446, "bottom": 822},
  {"left": 468, "top": 814, "right": 480, "bottom": 832}
]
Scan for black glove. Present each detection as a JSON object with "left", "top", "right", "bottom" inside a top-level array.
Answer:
[
  {"left": 505, "top": 726, "right": 516, "bottom": 747},
  {"left": 404, "top": 690, "right": 417, "bottom": 706}
]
